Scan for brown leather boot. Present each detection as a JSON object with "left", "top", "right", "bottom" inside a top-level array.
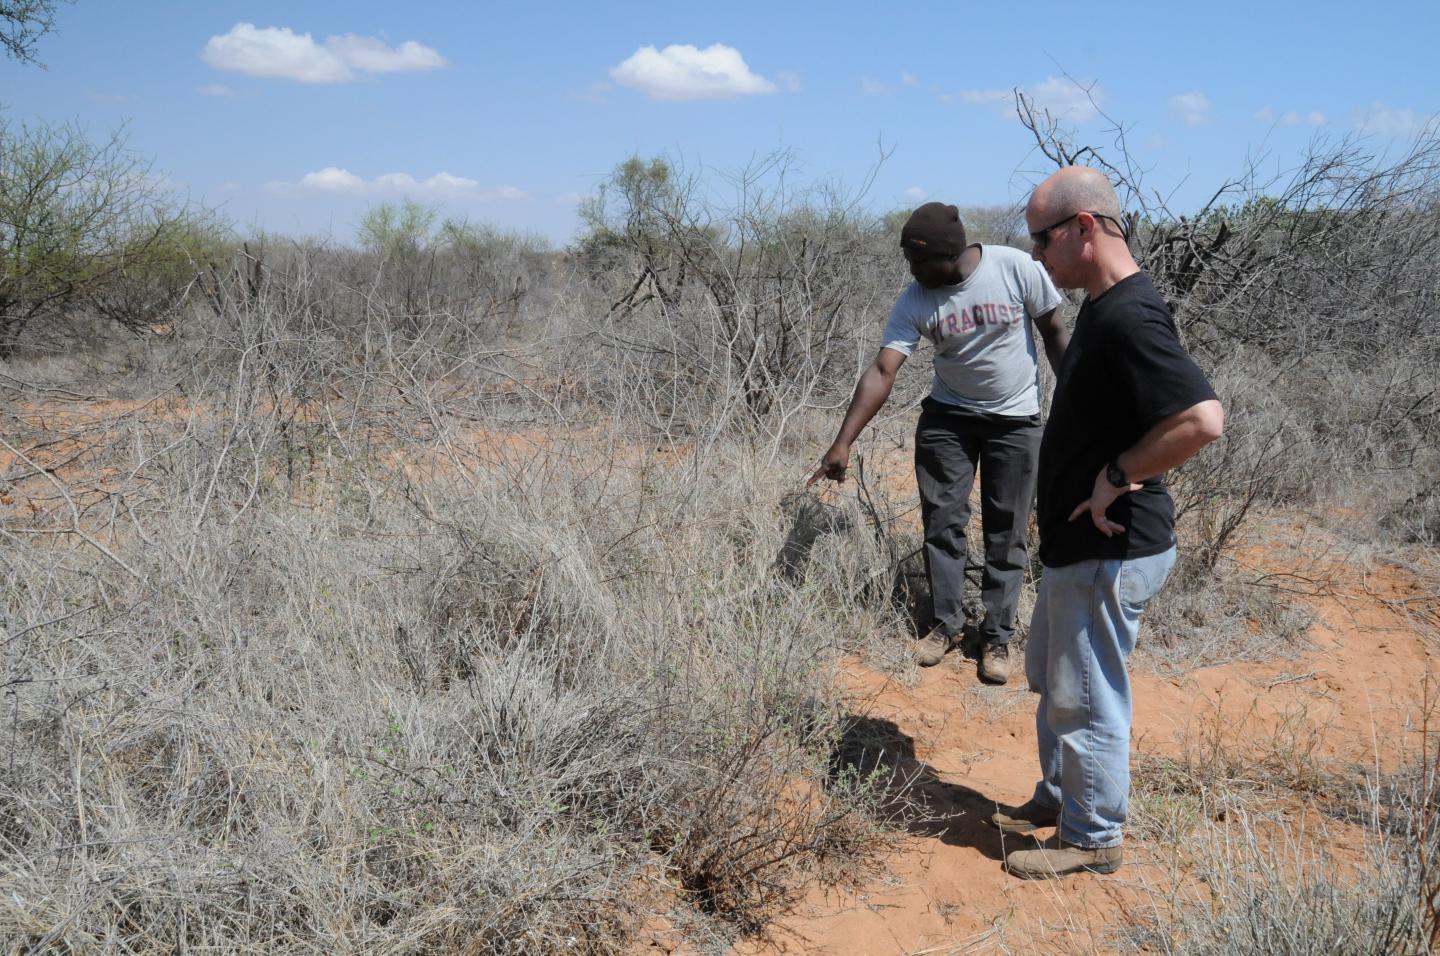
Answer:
[
  {"left": 1004, "top": 840, "right": 1123, "bottom": 879},
  {"left": 987, "top": 799, "right": 1059, "bottom": 834},
  {"left": 978, "top": 641, "right": 1011, "bottom": 684},
  {"left": 911, "top": 629, "right": 953, "bottom": 667}
]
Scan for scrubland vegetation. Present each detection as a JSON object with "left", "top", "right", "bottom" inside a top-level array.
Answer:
[{"left": 2, "top": 109, "right": 1439, "bottom": 951}]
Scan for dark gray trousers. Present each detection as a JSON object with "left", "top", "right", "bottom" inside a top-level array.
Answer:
[{"left": 914, "top": 398, "right": 1042, "bottom": 646}]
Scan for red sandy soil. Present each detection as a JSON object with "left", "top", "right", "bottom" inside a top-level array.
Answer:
[
  {"left": 7, "top": 399, "right": 1436, "bottom": 953},
  {"left": 716, "top": 529, "right": 1437, "bottom": 955},
  {"left": 0, "top": 394, "right": 584, "bottom": 521}
]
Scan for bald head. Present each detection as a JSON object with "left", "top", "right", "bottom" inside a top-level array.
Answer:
[
  {"left": 1027, "top": 165, "right": 1138, "bottom": 295},
  {"left": 1029, "top": 165, "right": 1123, "bottom": 224}
]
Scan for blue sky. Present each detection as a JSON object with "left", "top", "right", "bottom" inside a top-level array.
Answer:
[{"left": 3, "top": 1, "right": 1436, "bottom": 245}]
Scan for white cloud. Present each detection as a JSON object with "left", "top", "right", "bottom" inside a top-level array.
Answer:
[
  {"left": 947, "top": 77, "right": 1101, "bottom": 123},
  {"left": 1027, "top": 77, "right": 1102, "bottom": 123},
  {"left": 1255, "top": 106, "right": 1328, "bottom": 128},
  {"left": 609, "top": 43, "right": 776, "bottom": 101},
  {"left": 203, "top": 24, "right": 348, "bottom": 83},
  {"left": 903, "top": 186, "right": 926, "bottom": 201},
  {"left": 1170, "top": 91, "right": 1211, "bottom": 126},
  {"left": 297, "top": 167, "right": 366, "bottom": 192},
  {"left": 264, "top": 168, "right": 526, "bottom": 200},
  {"left": 946, "top": 88, "right": 1010, "bottom": 106},
  {"left": 324, "top": 35, "right": 445, "bottom": 75},
  {"left": 863, "top": 73, "right": 918, "bottom": 96},
  {"left": 1355, "top": 102, "right": 1431, "bottom": 137},
  {"left": 1148, "top": 133, "right": 1169, "bottom": 149},
  {"left": 197, "top": 83, "right": 237, "bottom": 97},
  {"left": 372, "top": 172, "right": 453, "bottom": 192},
  {"left": 202, "top": 23, "right": 446, "bottom": 84},
  {"left": 775, "top": 70, "right": 801, "bottom": 93}
]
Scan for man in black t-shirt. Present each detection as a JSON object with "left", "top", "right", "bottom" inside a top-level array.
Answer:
[{"left": 990, "top": 166, "right": 1224, "bottom": 880}]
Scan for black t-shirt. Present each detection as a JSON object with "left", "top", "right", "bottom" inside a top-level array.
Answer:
[{"left": 1036, "top": 272, "right": 1217, "bottom": 568}]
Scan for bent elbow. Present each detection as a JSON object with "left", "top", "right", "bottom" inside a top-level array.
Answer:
[
  {"left": 866, "top": 365, "right": 898, "bottom": 391},
  {"left": 1198, "top": 400, "right": 1225, "bottom": 443}
]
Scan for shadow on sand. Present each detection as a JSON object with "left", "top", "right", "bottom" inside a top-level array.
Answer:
[{"left": 829, "top": 713, "right": 1039, "bottom": 861}]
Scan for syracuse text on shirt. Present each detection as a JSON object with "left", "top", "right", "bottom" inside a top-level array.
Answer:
[{"left": 928, "top": 302, "right": 1027, "bottom": 343}]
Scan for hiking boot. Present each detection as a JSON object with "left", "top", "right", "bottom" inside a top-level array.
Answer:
[
  {"left": 912, "top": 629, "right": 954, "bottom": 667},
  {"left": 978, "top": 642, "right": 1011, "bottom": 684},
  {"left": 987, "top": 799, "right": 1060, "bottom": 834},
  {"left": 1004, "top": 841, "right": 1123, "bottom": 880}
]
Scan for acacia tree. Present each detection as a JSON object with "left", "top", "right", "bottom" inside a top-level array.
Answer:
[
  {"left": 579, "top": 152, "right": 893, "bottom": 427},
  {"left": 2, "top": 0, "right": 68, "bottom": 65},
  {"left": 346, "top": 199, "right": 552, "bottom": 340},
  {"left": 0, "top": 117, "right": 225, "bottom": 356}
]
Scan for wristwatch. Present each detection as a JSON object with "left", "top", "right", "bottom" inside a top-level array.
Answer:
[{"left": 1105, "top": 459, "right": 1129, "bottom": 489}]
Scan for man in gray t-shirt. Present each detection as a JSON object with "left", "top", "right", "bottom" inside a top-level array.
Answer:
[{"left": 810, "top": 202, "right": 1068, "bottom": 683}]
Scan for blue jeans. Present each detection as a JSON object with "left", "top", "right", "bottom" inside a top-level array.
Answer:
[{"left": 1025, "top": 546, "right": 1176, "bottom": 848}]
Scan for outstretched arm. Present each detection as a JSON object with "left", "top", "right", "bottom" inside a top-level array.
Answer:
[{"left": 808, "top": 347, "right": 907, "bottom": 485}]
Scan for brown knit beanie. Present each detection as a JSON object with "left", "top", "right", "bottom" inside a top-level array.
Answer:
[{"left": 900, "top": 202, "right": 967, "bottom": 256}]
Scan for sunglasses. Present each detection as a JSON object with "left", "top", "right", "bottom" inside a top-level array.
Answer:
[{"left": 1029, "top": 211, "right": 1128, "bottom": 250}]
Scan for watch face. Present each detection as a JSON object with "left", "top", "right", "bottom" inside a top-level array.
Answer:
[{"left": 1107, "top": 462, "right": 1127, "bottom": 487}]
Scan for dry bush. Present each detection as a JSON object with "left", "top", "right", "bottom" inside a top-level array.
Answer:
[
  {"left": 1137, "top": 555, "right": 1313, "bottom": 673},
  {"left": 1129, "top": 701, "right": 1350, "bottom": 846},
  {"left": 0, "top": 269, "right": 910, "bottom": 950},
  {"left": 0, "top": 117, "right": 229, "bottom": 360},
  {"left": 955, "top": 204, "right": 1028, "bottom": 248},
  {"left": 1387, "top": 479, "right": 1440, "bottom": 547},
  {"left": 577, "top": 152, "right": 898, "bottom": 438},
  {"left": 1124, "top": 740, "right": 1439, "bottom": 955},
  {"left": 1124, "top": 838, "right": 1430, "bottom": 955},
  {"left": 1143, "top": 137, "right": 1440, "bottom": 545},
  {"left": 1121, "top": 667, "right": 1440, "bottom": 952},
  {"left": 347, "top": 201, "right": 558, "bottom": 342}
]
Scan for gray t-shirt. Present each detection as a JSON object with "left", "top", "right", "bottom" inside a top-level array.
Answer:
[{"left": 881, "top": 244, "right": 1062, "bottom": 417}]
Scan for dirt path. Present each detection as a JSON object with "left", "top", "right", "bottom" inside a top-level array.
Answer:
[{"left": 731, "top": 542, "right": 1437, "bottom": 955}]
